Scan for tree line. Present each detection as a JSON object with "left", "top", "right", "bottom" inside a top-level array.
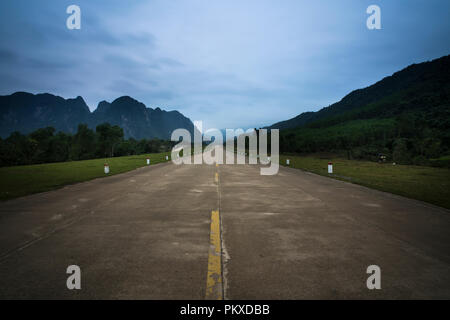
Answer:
[
  {"left": 0, "top": 123, "right": 175, "bottom": 167},
  {"left": 279, "top": 113, "right": 450, "bottom": 167}
]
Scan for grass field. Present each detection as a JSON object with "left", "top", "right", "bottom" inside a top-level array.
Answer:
[
  {"left": 280, "top": 155, "right": 450, "bottom": 209},
  {"left": 0, "top": 152, "right": 170, "bottom": 201},
  {"left": 2, "top": 151, "right": 450, "bottom": 209}
]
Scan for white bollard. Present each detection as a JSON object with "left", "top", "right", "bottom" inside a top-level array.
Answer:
[
  {"left": 328, "top": 162, "right": 333, "bottom": 174},
  {"left": 147, "top": 158, "right": 150, "bottom": 165},
  {"left": 104, "top": 163, "right": 110, "bottom": 174},
  {"left": 166, "top": 155, "right": 169, "bottom": 161},
  {"left": 268, "top": 156, "right": 271, "bottom": 162},
  {"left": 286, "top": 159, "right": 290, "bottom": 165}
]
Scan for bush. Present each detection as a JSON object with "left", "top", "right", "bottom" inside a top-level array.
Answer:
[
  {"left": 412, "top": 155, "right": 430, "bottom": 166},
  {"left": 393, "top": 138, "right": 412, "bottom": 164}
]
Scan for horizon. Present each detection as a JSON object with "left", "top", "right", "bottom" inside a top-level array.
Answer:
[
  {"left": 1, "top": 53, "right": 448, "bottom": 130},
  {"left": 1, "top": 0, "right": 450, "bottom": 129}
]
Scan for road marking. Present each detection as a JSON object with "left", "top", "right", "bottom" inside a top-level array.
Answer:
[
  {"left": 206, "top": 210, "right": 223, "bottom": 300},
  {"left": 215, "top": 172, "right": 219, "bottom": 183}
]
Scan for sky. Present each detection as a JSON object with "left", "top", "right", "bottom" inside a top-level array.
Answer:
[{"left": 0, "top": 0, "right": 449, "bottom": 130}]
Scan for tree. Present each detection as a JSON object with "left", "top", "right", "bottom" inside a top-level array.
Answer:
[
  {"left": 71, "top": 124, "right": 96, "bottom": 160},
  {"left": 95, "top": 123, "right": 124, "bottom": 157},
  {"left": 393, "top": 138, "right": 411, "bottom": 164},
  {"left": 49, "top": 132, "right": 71, "bottom": 162},
  {"left": 0, "top": 123, "right": 174, "bottom": 167},
  {"left": 2, "top": 132, "right": 37, "bottom": 165},
  {"left": 29, "top": 127, "right": 56, "bottom": 163}
]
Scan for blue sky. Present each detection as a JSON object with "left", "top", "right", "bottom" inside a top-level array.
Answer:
[{"left": 0, "top": 0, "right": 449, "bottom": 129}]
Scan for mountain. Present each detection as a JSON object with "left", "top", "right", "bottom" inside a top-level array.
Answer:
[
  {"left": 268, "top": 54, "right": 450, "bottom": 164},
  {"left": 269, "top": 54, "right": 450, "bottom": 131},
  {"left": 268, "top": 111, "right": 316, "bottom": 130},
  {"left": 0, "top": 92, "right": 90, "bottom": 138},
  {"left": 91, "top": 96, "right": 195, "bottom": 140},
  {"left": 0, "top": 93, "right": 196, "bottom": 140}
]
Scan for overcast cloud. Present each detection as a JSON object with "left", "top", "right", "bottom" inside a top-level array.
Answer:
[{"left": 0, "top": 0, "right": 449, "bottom": 129}]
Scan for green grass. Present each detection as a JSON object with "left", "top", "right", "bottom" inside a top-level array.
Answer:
[
  {"left": 0, "top": 152, "right": 170, "bottom": 201},
  {"left": 2, "top": 151, "right": 449, "bottom": 209},
  {"left": 280, "top": 155, "right": 450, "bottom": 209}
]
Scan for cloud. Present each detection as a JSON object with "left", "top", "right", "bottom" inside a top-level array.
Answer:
[
  {"left": 0, "top": 0, "right": 449, "bottom": 129},
  {"left": 0, "top": 49, "right": 19, "bottom": 63}
]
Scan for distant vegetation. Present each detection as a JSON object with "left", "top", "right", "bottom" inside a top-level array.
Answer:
[
  {"left": 0, "top": 123, "right": 175, "bottom": 167},
  {"left": 273, "top": 55, "right": 450, "bottom": 167}
]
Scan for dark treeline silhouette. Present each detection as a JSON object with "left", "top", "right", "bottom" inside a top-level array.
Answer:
[
  {"left": 0, "top": 123, "right": 175, "bottom": 167},
  {"left": 279, "top": 116, "right": 449, "bottom": 166}
]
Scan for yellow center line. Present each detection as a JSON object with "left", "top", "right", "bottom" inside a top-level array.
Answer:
[{"left": 205, "top": 210, "right": 223, "bottom": 300}]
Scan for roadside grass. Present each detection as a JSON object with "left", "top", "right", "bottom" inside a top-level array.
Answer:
[
  {"left": 280, "top": 155, "right": 450, "bottom": 209},
  {"left": 2, "top": 151, "right": 449, "bottom": 209},
  {"left": 0, "top": 152, "right": 170, "bottom": 201}
]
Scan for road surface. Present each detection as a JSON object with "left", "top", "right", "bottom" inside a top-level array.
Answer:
[{"left": 0, "top": 156, "right": 449, "bottom": 299}]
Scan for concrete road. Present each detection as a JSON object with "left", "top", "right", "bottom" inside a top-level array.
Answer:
[{"left": 0, "top": 158, "right": 449, "bottom": 299}]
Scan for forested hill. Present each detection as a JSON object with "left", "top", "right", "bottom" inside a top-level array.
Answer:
[
  {"left": 0, "top": 93, "right": 195, "bottom": 140},
  {"left": 270, "top": 54, "right": 450, "bottom": 165}
]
